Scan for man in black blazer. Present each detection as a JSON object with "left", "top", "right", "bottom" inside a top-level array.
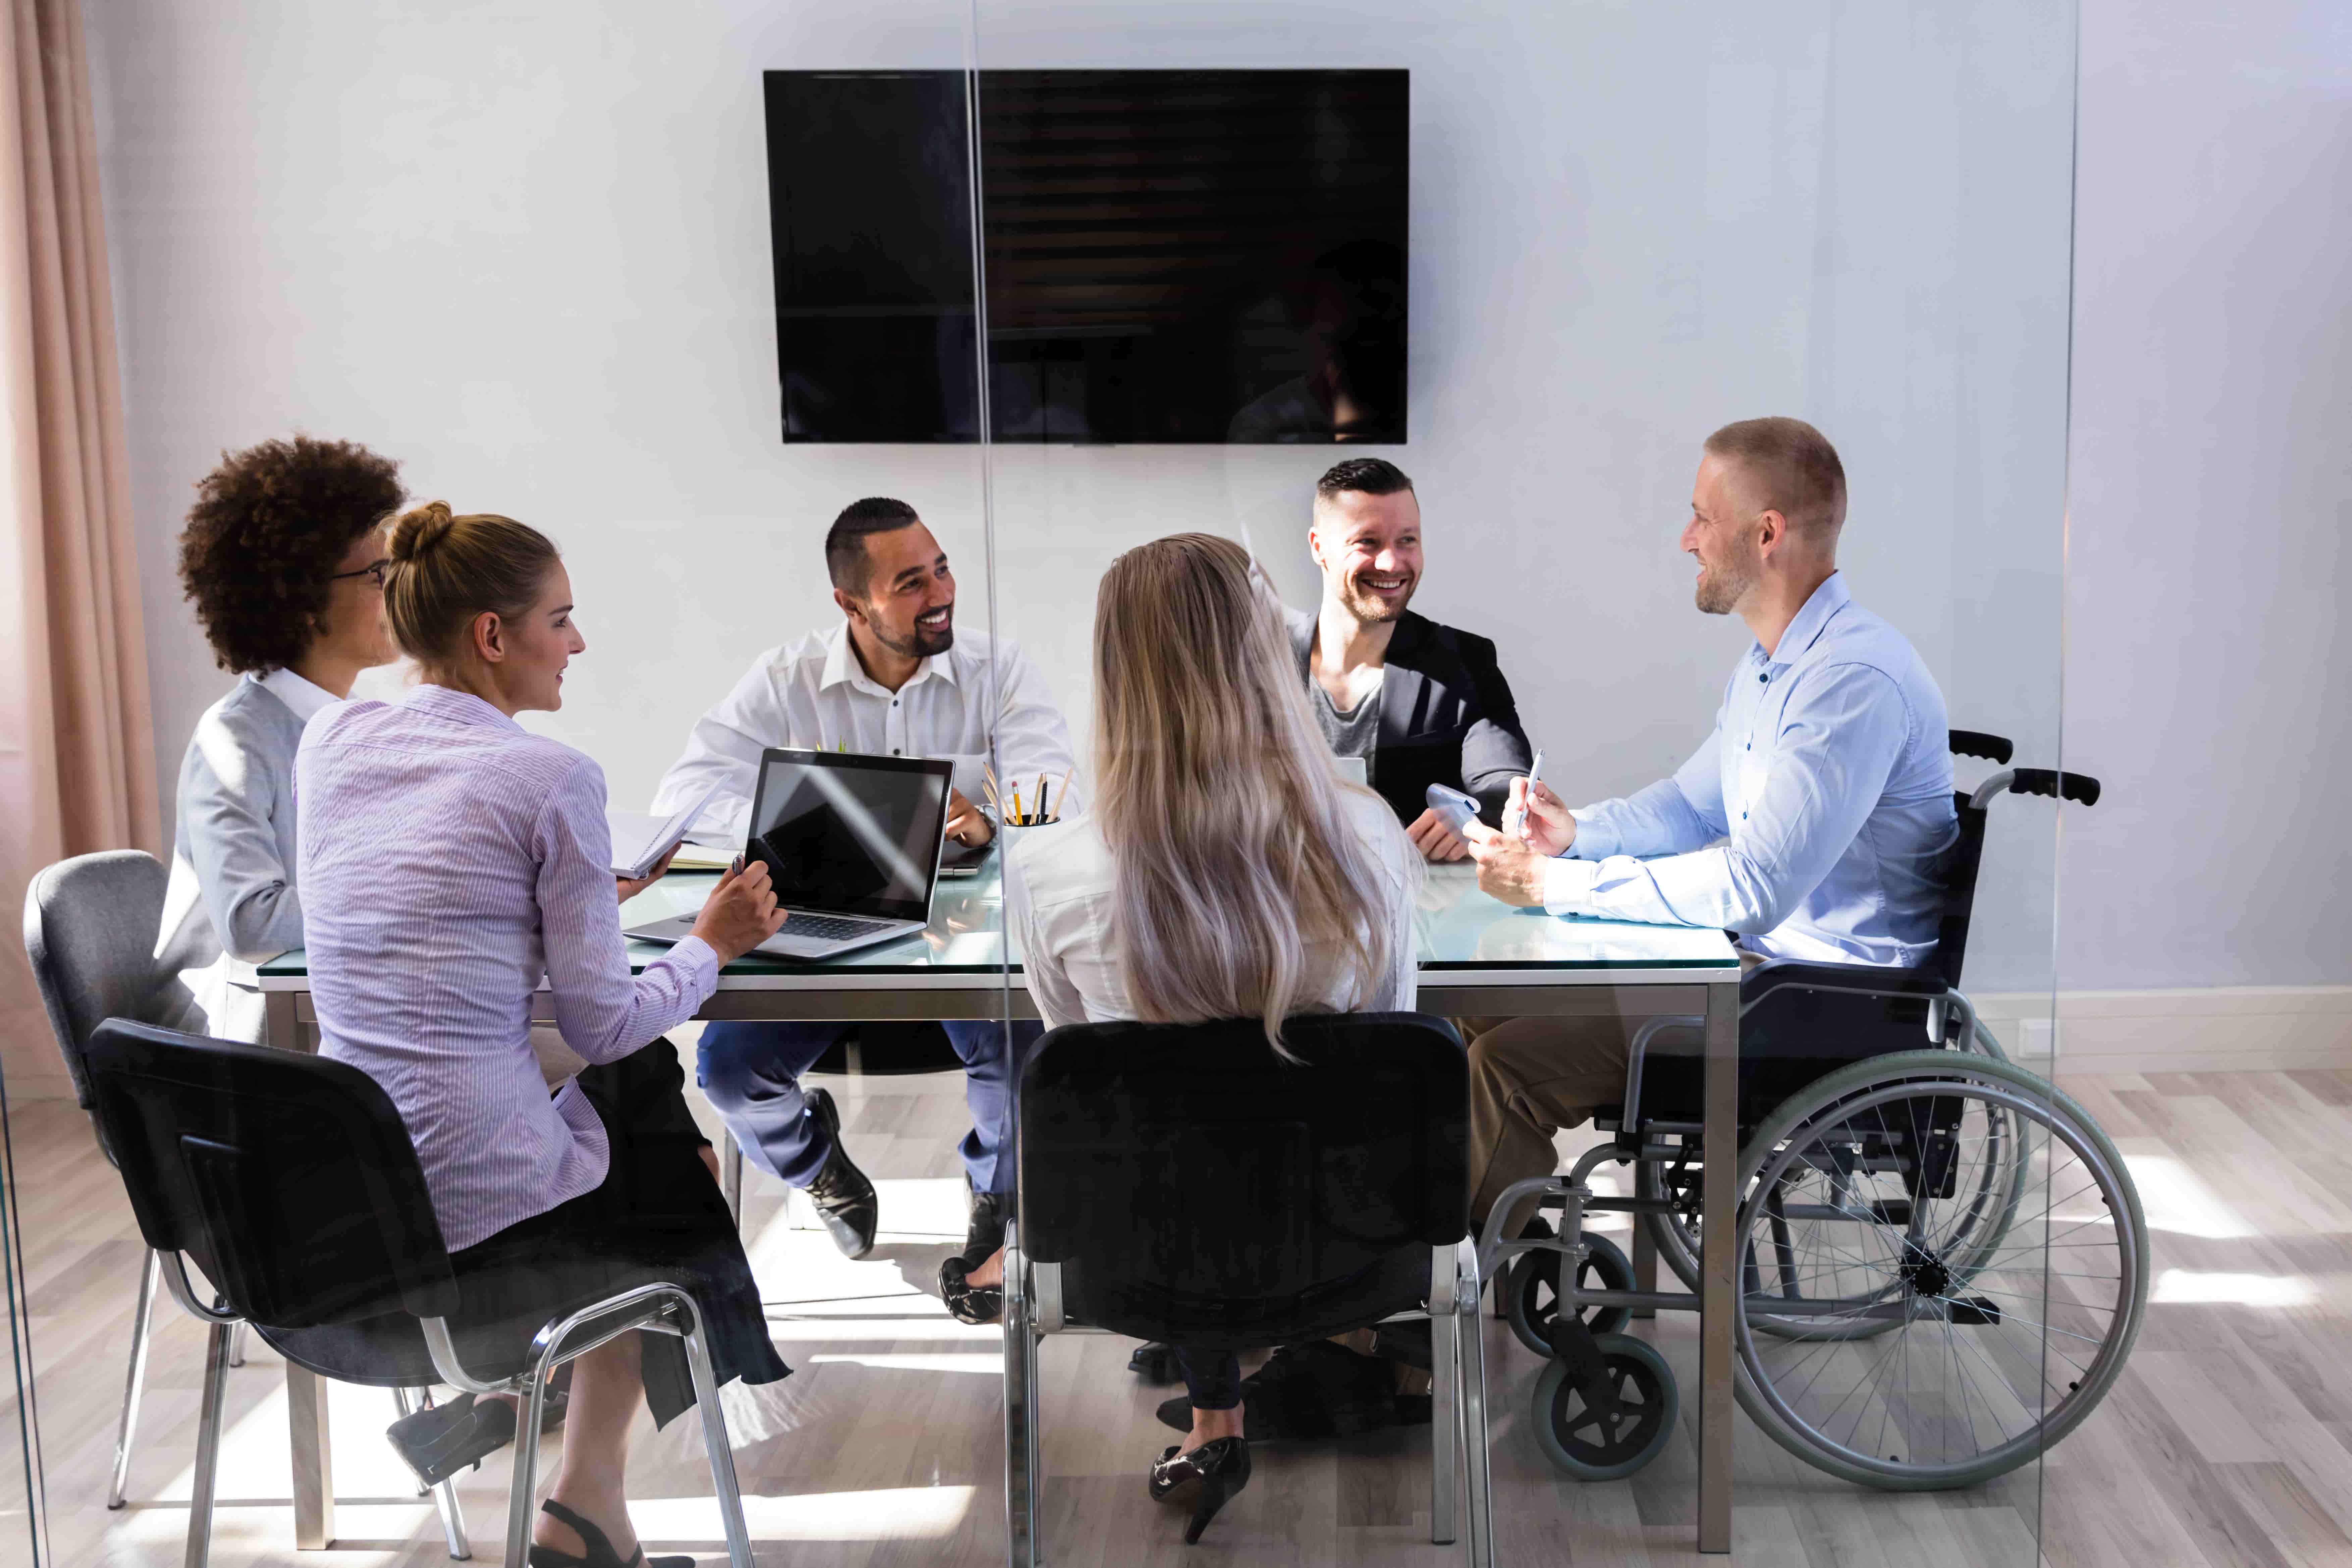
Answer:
[{"left": 1288, "top": 457, "right": 1534, "bottom": 860}]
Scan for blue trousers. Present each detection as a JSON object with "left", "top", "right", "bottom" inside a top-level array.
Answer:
[{"left": 696, "top": 1018, "right": 1039, "bottom": 1194}]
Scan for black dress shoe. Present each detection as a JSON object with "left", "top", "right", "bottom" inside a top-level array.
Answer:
[
  {"left": 1148, "top": 1436, "right": 1251, "bottom": 1544},
  {"left": 1128, "top": 1341, "right": 1181, "bottom": 1383},
  {"left": 962, "top": 1181, "right": 1007, "bottom": 1266},
  {"left": 801, "top": 1087, "right": 878, "bottom": 1258}
]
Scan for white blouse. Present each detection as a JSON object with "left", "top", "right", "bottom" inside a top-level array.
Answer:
[{"left": 1009, "top": 788, "right": 1420, "bottom": 1030}]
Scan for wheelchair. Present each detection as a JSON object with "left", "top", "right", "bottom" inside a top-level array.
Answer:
[{"left": 1478, "top": 732, "right": 2149, "bottom": 1491}]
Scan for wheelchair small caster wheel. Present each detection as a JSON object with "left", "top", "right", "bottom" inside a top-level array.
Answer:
[
  {"left": 1506, "top": 1232, "right": 1634, "bottom": 1357},
  {"left": 1532, "top": 1333, "right": 1678, "bottom": 1481}
]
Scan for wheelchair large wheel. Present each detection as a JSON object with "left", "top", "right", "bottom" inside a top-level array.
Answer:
[
  {"left": 1505, "top": 1232, "right": 1633, "bottom": 1356},
  {"left": 1729, "top": 1051, "right": 2146, "bottom": 1490},
  {"left": 1532, "top": 1333, "right": 1678, "bottom": 1481},
  {"left": 1637, "top": 1046, "right": 2034, "bottom": 1336}
]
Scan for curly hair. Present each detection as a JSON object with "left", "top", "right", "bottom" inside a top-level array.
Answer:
[{"left": 176, "top": 435, "right": 406, "bottom": 674}]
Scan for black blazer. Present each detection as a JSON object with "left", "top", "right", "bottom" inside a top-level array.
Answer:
[{"left": 1289, "top": 607, "right": 1535, "bottom": 829}]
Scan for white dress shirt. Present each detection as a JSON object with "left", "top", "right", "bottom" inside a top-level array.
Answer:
[
  {"left": 1543, "top": 574, "right": 1958, "bottom": 968},
  {"left": 157, "top": 666, "right": 341, "bottom": 1040},
  {"left": 1010, "top": 788, "right": 1420, "bottom": 1028},
  {"left": 297, "top": 684, "right": 718, "bottom": 1252},
  {"left": 651, "top": 624, "right": 1079, "bottom": 838}
]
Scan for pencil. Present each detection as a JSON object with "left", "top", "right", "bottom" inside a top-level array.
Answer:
[
  {"left": 1037, "top": 777, "right": 1050, "bottom": 822},
  {"left": 1012, "top": 786, "right": 1024, "bottom": 823},
  {"left": 1054, "top": 766, "right": 1074, "bottom": 821},
  {"left": 980, "top": 774, "right": 1003, "bottom": 815}
]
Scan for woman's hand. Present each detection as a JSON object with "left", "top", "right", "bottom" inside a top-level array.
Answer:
[
  {"left": 690, "top": 858, "right": 788, "bottom": 964},
  {"left": 616, "top": 846, "right": 678, "bottom": 904}
]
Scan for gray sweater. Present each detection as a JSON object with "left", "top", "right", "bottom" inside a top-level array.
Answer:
[{"left": 157, "top": 671, "right": 326, "bottom": 1041}]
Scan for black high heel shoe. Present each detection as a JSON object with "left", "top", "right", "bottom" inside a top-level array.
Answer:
[
  {"left": 1148, "top": 1435, "right": 1251, "bottom": 1544},
  {"left": 525, "top": 1498, "right": 692, "bottom": 1568},
  {"left": 938, "top": 1254, "right": 1002, "bottom": 1325}
]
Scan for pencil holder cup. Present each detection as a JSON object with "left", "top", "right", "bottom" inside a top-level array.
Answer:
[{"left": 997, "top": 815, "right": 1068, "bottom": 864}]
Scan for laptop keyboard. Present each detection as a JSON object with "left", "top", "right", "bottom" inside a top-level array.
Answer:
[{"left": 783, "top": 912, "right": 899, "bottom": 942}]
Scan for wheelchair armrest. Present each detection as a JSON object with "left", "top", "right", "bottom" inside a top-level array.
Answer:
[{"left": 1739, "top": 959, "right": 1947, "bottom": 1013}]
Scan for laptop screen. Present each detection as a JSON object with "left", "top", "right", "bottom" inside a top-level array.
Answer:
[{"left": 746, "top": 750, "right": 951, "bottom": 923}]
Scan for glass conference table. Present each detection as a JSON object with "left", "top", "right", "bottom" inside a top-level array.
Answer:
[{"left": 254, "top": 860, "right": 1744, "bottom": 1554}]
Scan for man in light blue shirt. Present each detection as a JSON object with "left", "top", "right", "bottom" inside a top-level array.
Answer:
[{"left": 1460, "top": 417, "right": 1958, "bottom": 1229}]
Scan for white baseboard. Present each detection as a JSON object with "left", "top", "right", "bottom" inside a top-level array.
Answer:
[{"left": 1969, "top": 986, "right": 2352, "bottom": 1076}]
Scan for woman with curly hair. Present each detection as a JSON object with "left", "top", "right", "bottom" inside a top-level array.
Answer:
[{"left": 156, "top": 434, "right": 405, "bottom": 1041}]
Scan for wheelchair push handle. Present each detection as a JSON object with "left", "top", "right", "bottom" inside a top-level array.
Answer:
[
  {"left": 1970, "top": 766, "right": 2101, "bottom": 809},
  {"left": 1947, "top": 729, "right": 2014, "bottom": 764}
]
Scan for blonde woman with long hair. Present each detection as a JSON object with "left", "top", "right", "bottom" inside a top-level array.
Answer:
[{"left": 951, "top": 532, "right": 1419, "bottom": 1541}]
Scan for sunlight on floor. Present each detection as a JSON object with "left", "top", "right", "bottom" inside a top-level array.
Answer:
[
  {"left": 2122, "top": 1150, "right": 2256, "bottom": 1238},
  {"left": 629, "top": 1485, "right": 976, "bottom": 1542},
  {"left": 2150, "top": 1268, "right": 2317, "bottom": 1306}
]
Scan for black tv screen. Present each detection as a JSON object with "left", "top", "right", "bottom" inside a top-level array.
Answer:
[{"left": 763, "top": 69, "right": 1408, "bottom": 444}]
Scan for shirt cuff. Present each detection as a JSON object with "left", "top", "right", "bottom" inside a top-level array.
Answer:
[
  {"left": 662, "top": 934, "right": 723, "bottom": 993},
  {"left": 1543, "top": 855, "right": 1601, "bottom": 917},
  {"left": 1568, "top": 807, "right": 1620, "bottom": 861}
]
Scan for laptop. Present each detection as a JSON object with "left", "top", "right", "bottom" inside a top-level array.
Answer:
[{"left": 626, "top": 748, "right": 952, "bottom": 961}]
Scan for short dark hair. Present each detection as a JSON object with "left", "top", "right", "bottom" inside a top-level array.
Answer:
[
  {"left": 1314, "top": 457, "right": 1414, "bottom": 502},
  {"left": 1703, "top": 417, "right": 1847, "bottom": 539},
  {"left": 176, "top": 435, "right": 406, "bottom": 674},
  {"left": 825, "top": 496, "right": 923, "bottom": 594}
]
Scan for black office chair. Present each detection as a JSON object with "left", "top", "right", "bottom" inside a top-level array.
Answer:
[
  {"left": 1001, "top": 1012, "right": 1493, "bottom": 1566},
  {"left": 81, "top": 1018, "right": 755, "bottom": 1568},
  {"left": 19, "top": 850, "right": 271, "bottom": 1514}
]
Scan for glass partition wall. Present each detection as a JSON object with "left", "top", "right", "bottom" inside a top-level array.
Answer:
[
  {"left": 968, "top": 0, "right": 2088, "bottom": 1563},
  {"left": 4, "top": 2, "right": 2108, "bottom": 1565}
]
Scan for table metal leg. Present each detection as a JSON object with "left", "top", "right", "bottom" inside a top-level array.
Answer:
[
  {"left": 1698, "top": 981, "right": 1736, "bottom": 1553},
  {"left": 287, "top": 1361, "right": 334, "bottom": 1550},
  {"left": 264, "top": 989, "right": 301, "bottom": 1053}
]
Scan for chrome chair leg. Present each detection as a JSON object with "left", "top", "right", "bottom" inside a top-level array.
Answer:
[
  {"left": 679, "top": 1301, "right": 754, "bottom": 1568},
  {"left": 721, "top": 1129, "right": 743, "bottom": 1223},
  {"left": 503, "top": 1368, "right": 552, "bottom": 1568},
  {"left": 1002, "top": 1225, "right": 1039, "bottom": 1568},
  {"left": 109, "top": 1248, "right": 160, "bottom": 1509},
  {"left": 1429, "top": 1244, "right": 1459, "bottom": 1546},
  {"left": 391, "top": 1388, "right": 473, "bottom": 1558},
  {"left": 184, "top": 1320, "right": 233, "bottom": 1568},
  {"left": 1455, "top": 1240, "right": 1495, "bottom": 1568},
  {"left": 227, "top": 1320, "right": 249, "bottom": 1367}
]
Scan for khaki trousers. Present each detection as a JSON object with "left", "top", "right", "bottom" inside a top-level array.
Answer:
[{"left": 1459, "top": 956, "right": 1757, "bottom": 1237}]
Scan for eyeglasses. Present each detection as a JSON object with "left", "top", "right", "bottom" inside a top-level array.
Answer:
[{"left": 330, "top": 559, "right": 390, "bottom": 590}]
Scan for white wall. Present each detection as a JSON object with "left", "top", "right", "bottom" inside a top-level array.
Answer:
[
  {"left": 91, "top": 0, "right": 2079, "bottom": 989},
  {"left": 2061, "top": 0, "right": 2352, "bottom": 992}
]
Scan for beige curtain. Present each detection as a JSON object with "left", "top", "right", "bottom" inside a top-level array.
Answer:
[{"left": 0, "top": 0, "right": 157, "bottom": 1089}]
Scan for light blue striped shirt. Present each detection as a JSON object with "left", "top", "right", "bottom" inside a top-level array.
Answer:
[
  {"left": 1544, "top": 573, "right": 1958, "bottom": 969},
  {"left": 296, "top": 684, "right": 718, "bottom": 1251}
]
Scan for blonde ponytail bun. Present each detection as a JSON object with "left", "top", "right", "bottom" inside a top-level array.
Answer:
[
  {"left": 379, "top": 504, "right": 560, "bottom": 668},
  {"left": 386, "top": 499, "right": 457, "bottom": 563}
]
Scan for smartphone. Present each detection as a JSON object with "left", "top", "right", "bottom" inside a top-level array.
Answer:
[{"left": 1425, "top": 783, "right": 1483, "bottom": 837}]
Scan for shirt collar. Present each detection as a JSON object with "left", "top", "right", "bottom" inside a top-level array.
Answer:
[
  {"left": 817, "top": 621, "right": 955, "bottom": 697},
  {"left": 1756, "top": 572, "right": 1852, "bottom": 667},
  {"left": 405, "top": 682, "right": 525, "bottom": 732},
  {"left": 253, "top": 666, "right": 340, "bottom": 723}
]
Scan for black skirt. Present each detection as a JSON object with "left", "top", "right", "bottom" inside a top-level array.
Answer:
[{"left": 261, "top": 1041, "right": 789, "bottom": 1428}]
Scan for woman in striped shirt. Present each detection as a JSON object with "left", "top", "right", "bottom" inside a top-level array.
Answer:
[{"left": 295, "top": 501, "right": 788, "bottom": 1568}]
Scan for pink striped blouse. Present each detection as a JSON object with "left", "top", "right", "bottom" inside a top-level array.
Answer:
[{"left": 295, "top": 684, "right": 718, "bottom": 1252}]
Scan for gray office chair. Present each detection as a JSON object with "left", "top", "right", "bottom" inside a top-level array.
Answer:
[{"left": 22, "top": 851, "right": 469, "bottom": 1555}]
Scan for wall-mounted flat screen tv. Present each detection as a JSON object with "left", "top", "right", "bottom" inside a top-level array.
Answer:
[{"left": 763, "top": 69, "right": 1408, "bottom": 444}]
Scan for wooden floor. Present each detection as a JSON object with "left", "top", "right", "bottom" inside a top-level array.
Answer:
[{"left": 13, "top": 1055, "right": 2352, "bottom": 1566}]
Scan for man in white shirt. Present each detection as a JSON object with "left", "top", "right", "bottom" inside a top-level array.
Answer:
[{"left": 652, "top": 498, "right": 1075, "bottom": 1262}]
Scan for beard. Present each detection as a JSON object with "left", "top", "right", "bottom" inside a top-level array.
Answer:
[
  {"left": 1338, "top": 571, "right": 1416, "bottom": 625},
  {"left": 873, "top": 609, "right": 955, "bottom": 660},
  {"left": 1694, "top": 549, "right": 1757, "bottom": 615}
]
